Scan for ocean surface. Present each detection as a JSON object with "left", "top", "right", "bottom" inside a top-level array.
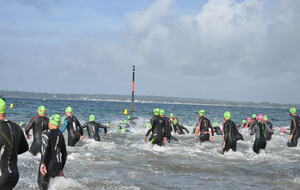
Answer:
[{"left": 4, "top": 98, "right": 300, "bottom": 190}]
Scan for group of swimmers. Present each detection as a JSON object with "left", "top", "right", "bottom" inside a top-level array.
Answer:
[
  {"left": 0, "top": 98, "right": 108, "bottom": 190},
  {"left": 144, "top": 107, "right": 300, "bottom": 154},
  {"left": 0, "top": 97, "right": 299, "bottom": 190}
]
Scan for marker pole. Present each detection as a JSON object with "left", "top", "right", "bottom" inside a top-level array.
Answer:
[{"left": 130, "top": 65, "right": 135, "bottom": 113}]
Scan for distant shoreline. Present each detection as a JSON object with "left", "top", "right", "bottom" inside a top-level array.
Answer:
[{"left": 1, "top": 90, "right": 297, "bottom": 109}]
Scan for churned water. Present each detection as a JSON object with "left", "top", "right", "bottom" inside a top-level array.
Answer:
[{"left": 4, "top": 98, "right": 299, "bottom": 190}]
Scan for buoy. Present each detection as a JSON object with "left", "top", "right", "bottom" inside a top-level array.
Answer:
[
  {"left": 10, "top": 104, "right": 14, "bottom": 109},
  {"left": 123, "top": 109, "right": 128, "bottom": 115}
]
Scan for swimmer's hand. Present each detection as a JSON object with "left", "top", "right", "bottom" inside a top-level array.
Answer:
[
  {"left": 221, "top": 142, "right": 225, "bottom": 148},
  {"left": 211, "top": 136, "right": 215, "bottom": 142},
  {"left": 288, "top": 135, "right": 293, "bottom": 140},
  {"left": 162, "top": 137, "right": 167, "bottom": 144},
  {"left": 144, "top": 136, "right": 148, "bottom": 142},
  {"left": 58, "top": 170, "right": 65, "bottom": 177},
  {"left": 80, "top": 136, "right": 86, "bottom": 141},
  {"left": 40, "top": 164, "right": 47, "bottom": 176}
]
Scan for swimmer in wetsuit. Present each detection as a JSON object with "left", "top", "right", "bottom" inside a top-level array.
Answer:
[
  {"left": 82, "top": 115, "right": 107, "bottom": 141},
  {"left": 287, "top": 107, "right": 300, "bottom": 147},
  {"left": 244, "top": 117, "right": 252, "bottom": 128},
  {"left": 194, "top": 110, "right": 215, "bottom": 142},
  {"left": 25, "top": 106, "right": 49, "bottom": 155},
  {"left": 168, "top": 113, "right": 177, "bottom": 131},
  {"left": 263, "top": 115, "right": 273, "bottom": 141},
  {"left": 237, "top": 120, "right": 247, "bottom": 129},
  {"left": 250, "top": 114, "right": 273, "bottom": 154},
  {"left": 222, "top": 111, "right": 240, "bottom": 153},
  {"left": 213, "top": 121, "right": 223, "bottom": 135},
  {"left": 38, "top": 114, "right": 67, "bottom": 190},
  {"left": 249, "top": 114, "right": 258, "bottom": 131},
  {"left": 0, "top": 98, "right": 29, "bottom": 190},
  {"left": 159, "top": 109, "right": 175, "bottom": 142},
  {"left": 60, "top": 106, "right": 85, "bottom": 147},
  {"left": 172, "top": 118, "right": 189, "bottom": 135},
  {"left": 144, "top": 109, "right": 168, "bottom": 146}
]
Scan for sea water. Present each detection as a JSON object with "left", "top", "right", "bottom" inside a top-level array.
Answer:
[{"left": 4, "top": 98, "right": 299, "bottom": 190}]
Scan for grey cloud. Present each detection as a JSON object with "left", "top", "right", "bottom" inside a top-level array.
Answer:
[{"left": 2, "top": 0, "right": 300, "bottom": 103}]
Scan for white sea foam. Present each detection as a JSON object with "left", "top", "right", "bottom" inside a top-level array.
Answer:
[{"left": 48, "top": 177, "right": 86, "bottom": 190}]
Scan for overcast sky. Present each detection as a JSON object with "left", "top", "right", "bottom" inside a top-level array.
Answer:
[{"left": 1, "top": 0, "right": 299, "bottom": 104}]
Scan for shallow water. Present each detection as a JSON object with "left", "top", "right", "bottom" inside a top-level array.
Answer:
[{"left": 4, "top": 98, "right": 299, "bottom": 190}]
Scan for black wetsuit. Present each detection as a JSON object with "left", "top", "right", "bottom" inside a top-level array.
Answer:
[
  {"left": 213, "top": 127, "right": 223, "bottom": 135},
  {"left": 194, "top": 116, "right": 214, "bottom": 142},
  {"left": 0, "top": 119, "right": 29, "bottom": 190},
  {"left": 223, "top": 119, "right": 240, "bottom": 152},
  {"left": 287, "top": 115, "right": 300, "bottom": 147},
  {"left": 249, "top": 119, "right": 258, "bottom": 131},
  {"left": 161, "top": 116, "right": 172, "bottom": 142},
  {"left": 250, "top": 121, "right": 273, "bottom": 154},
  {"left": 173, "top": 123, "right": 189, "bottom": 135},
  {"left": 264, "top": 121, "right": 273, "bottom": 141},
  {"left": 145, "top": 116, "right": 168, "bottom": 146},
  {"left": 61, "top": 116, "right": 83, "bottom": 147},
  {"left": 38, "top": 129, "right": 67, "bottom": 190},
  {"left": 25, "top": 115, "right": 49, "bottom": 155},
  {"left": 82, "top": 121, "right": 107, "bottom": 141}
]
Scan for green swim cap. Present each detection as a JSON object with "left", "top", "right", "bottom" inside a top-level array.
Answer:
[
  {"left": 289, "top": 107, "right": 297, "bottom": 114},
  {"left": 252, "top": 114, "right": 257, "bottom": 119},
  {"left": 169, "top": 113, "right": 174, "bottom": 117},
  {"left": 159, "top": 109, "right": 165, "bottom": 116},
  {"left": 224, "top": 111, "right": 231, "bottom": 119},
  {"left": 49, "top": 114, "right": 61, "bottom": 126},
  {"left": 213, "top": 122, "right": 219, "bottom": 127},
  {"left": 89, "top": 114, "right": 95, "bottom": 121},
  {"left": 38, "top": 105, "right": 46, "bottom": 114},
  {"left": 198, "top": 109, "right": 205, "bottom": 116},
  {"left": 120, "top": 120, "right": 127, "bottom": 124},
  {"left": 263, "top": 115, "right": 269, "bottom": 120},
  {"left": 153, "top": 108, "right": 160, "bottom": 116},
  {"left": 65, "top": 106, "right": 73, "bottom": 113},
  {"left": 242, "top": 120, "right": 247, "bottom": 124},
  {"left": 0, "top": 99, "right": 6, "bottom": 114},
  {"left": 173, "top": 119, "right": 178, "bottom": 124}
]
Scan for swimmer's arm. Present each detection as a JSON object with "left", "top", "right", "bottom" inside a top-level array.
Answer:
[
  {"left": 98, "top": 123, "right": 108, "bottom": 135},
  {"left": 40, "top": 132, "right": 50, "bottom": 164},
  {"left": 60, "top": 120, "right": 68, "bottom": 133},
  {"left": 250, "top": 125, "right": 256, "bottom": 136},
  {"left": 19, "top": 127, "right": 29, "bottom": 154},
  {"left": 208, "top": 120, "right": 214, "bottom": 136},
  {"left": 145, "top": 119, "right": 154, "bottom": 137},
  {"left": 82, "top": 123, "right": 87, "bottom": 129},
  {"left": 223, "top": 124, "right": 229, "bottom": 141},
  {"left": 265, "top": 125, "right": 273, "bottom": 134},
  {"left": 268, "top": 122, "right": 274, "bottom": 130},
  {"left": 25, "top": 118, "right": 34, "bottom": 136},
  {"left": 76, "top": 118, "right": 84, "bottom": 136},
  {"left": 181, "top": 125, "right": 189, "bottom": 134},
  {"left": 145, "top": 128, "right": 151, "bottom": 137},
  {"left": 61, "top": 134, "right": 67, "bottom": 169}
]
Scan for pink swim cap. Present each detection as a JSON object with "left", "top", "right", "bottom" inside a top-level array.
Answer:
[
  {"left": 256, "top": 114, "right": 264, "bottom": 121},
  {"left": 247, "top": 117, "right": 252, "bottom": 122}
]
